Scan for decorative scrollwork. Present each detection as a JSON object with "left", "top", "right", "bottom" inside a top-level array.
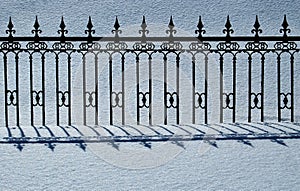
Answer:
[
  {"left": 189, "top": 42, "right": 211, "bottom": 50},
  {"left": 32, "top": 90, "right": 43, "bottom": 106},
  {"left": 139, "top": 92, "right": 150, "bottom": 108},
  {"left": 133, "top": 42, "right": 155, "bottom": 50},
  {"left": 1, "top": 42, "right": 21, "bottom": 50},
  {"left": 217, "top": 42, "right": 239, "bottom": 50},
  {"left": 86, "top": 91, "right": 96, "bottom": 107},
  {"left": 160, "top": 42, "right": 183, "bottom": 50},
  {"left": 251, "top": 93, "right": 261, "bottom": 109},
  {"left": 111, "top": 92, "right": 122, "bottom": 108},
  {"left": 280, "top": 93, "right": 292, "bottom": 109},
  {"left": 7, "top": 90, "right": 17, "bottom": 106},
  {"left": 26, "top": 42, "right": 48, "bottom": 50},
  {"left": 274, "top": 42, "right": 297, "bottom": 50},
  {"left": 58, "top": 91, "right": 69, "bottom": 107},
  {"left": 195, "top": 92, "right": 205, "bottom": 109},
  {"left": 52, "top": 42, "right": 74, "bottom": 50},
  {"left": 166, "top": 92, "right": 178, "bottom": 108},
  {"left": 223, "top": 93, "right": 234, "bottom": 109},
  {"left": 79, "top": 42, "right": 101, "bottom": 50},
  {"left": 106, "top": 42, "right": 128, "bottom": 50},
  {"left": 245, "top": 42, "right": 268, "bottom": 50}
]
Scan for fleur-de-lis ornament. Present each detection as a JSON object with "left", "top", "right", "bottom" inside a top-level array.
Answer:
[
  {"left": 58, "top": 16, "right": 68, "bottom": 38},
  {"left": 195, "top": 16, "right": 206, "bottom": 38},
  {"left": 223, "top": 15, "right": 234, "bottom": 42},
  {"left": 32, "top": 16, "right": 42, "bottom": 39},
  {"left": 280, "top": 15, "right": 291, "bottom": 39},
  {"left": 166, "top": 16, "right": 176, "bottom": 38},
  {"left": 6, "top": 17, "right": 16, "bottom": 38},
  {"left": 85, "top": 16, "right": 95, "bottom": 38},
  {"left": 251, "top": 15, "right": 262, "bottom": 41}
]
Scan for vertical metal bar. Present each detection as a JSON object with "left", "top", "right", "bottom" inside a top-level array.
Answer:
[
  {"left": 192, "top": 55, "right": 195, "bottom": 124},
  {"left": 121, "top": 53, "right": 125, "bottom": 125},
  {"left": 164, "top": 55, "right": 167, "bottom": 125},
  {"left": 29, "top": 54, "right": 34, "bottom": 126},
  {"left": 219, "top": 55, "right": 224, "bottom": 123},
  {"left": 261, "top": 54, "right": 265, "bottom": 122},
  {"left": 82, "top": 54, "right": 86, "bottom": 125},
  {"left": 277, "top": 54, "right": 281, "bottom": 122},
  {"left": 55, "top": 54, "right": 59, "bottom": 126},
  {"left": 232, "top": 54, "right": 236, "bottom": 123},
  {"left": 148, "top": 55, "right": 152, "bottom": 126},
  {"left": 41, "top": 53, "right": 46, "bottom": 126},
  {"left": 136, "top": 55, "right": 140, "bottom": 125},
  {"left": 94, "top": 54, "right": 98, "bottom": 125},
  {"left": 109, "top": 55, "right": 113, "bottom": 125},
  {"left": 176, "top": 54, "right": 180, "bottom": 125},
  {"left": 15, "top": 54, "right": 20, "bottom": 127},
  {"left": 248, "top": 54, "right": 252, "bottom": 122},
  {"left": 290, "top": 54, "right": 294, "bottom": 122},
  {"left": 204, "top": 54, "right": 208, "bottom": 124},
  {"left": 67, "top": 54, "right": 72, "bottom": 126},
  {"left": 3, "top": 53, "right": 8, "bottom": 127}
]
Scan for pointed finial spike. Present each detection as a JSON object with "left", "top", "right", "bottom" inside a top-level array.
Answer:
[
  {"left": 87, "top": 16, "right": 93, "bottom": 29},
  {"left": 141, "top": 15, "right": 147, "bottom": 29},
  {"left": 60, "top": 16, "right": 66, "bottom": 29},
  {"left": 114, "top": 16, "right": 120, "bottom": 30},
  {"left": 282, "top": 14, "right": 289, "bottom": 28},
  {"left": 34, "top": 15, "right": 40, "bottom": 29},
  {"left": 8, "top": 16, "right": 13, "bottom": 29},
  {"left": 225, "top": 15, "right": 232, "bottom": 29},
  {"left": 169, "top": 16, "right": 174, "bottom": 28}
]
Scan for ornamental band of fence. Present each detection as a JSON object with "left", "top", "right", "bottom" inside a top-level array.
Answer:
[{"left": 0, "top": 15, "right": 299, "bottom": 128}]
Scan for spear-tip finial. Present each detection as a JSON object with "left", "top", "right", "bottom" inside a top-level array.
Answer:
[{"left": 114, "top": 16, "right": 120, "bottom": 30}]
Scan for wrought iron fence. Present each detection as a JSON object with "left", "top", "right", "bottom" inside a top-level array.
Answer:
[{"left": 0, "top": 15, "right": 299, "bottom": 127}]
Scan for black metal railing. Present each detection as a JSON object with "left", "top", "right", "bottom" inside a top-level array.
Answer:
[{"left": 0, "top": 15, "right": 299, "bottom": 127}]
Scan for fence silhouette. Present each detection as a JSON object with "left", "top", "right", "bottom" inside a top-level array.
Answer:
[{"left": 0, "top": 15, "right": 299, "bottom": 128}]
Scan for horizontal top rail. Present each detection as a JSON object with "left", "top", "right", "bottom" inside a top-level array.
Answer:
[{"left": 1, "top": 36, "right": 300, "bottom": 42}]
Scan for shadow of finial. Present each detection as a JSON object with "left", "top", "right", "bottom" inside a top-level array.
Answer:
[
  {"left": 280, "top": 15, "right": 291, "bottom": 39},
  {"left": 6, "top": 17, "right": 16, "bottom": 38},
  {"left": 14, "top": 143, "right": 23, "bottom": 151},
  {"left": 45, "top": 143, "right": 55, "bottom": 151},
  {"left": 32, "top": 16, "right": 42, "bottom": 39},
  {"left": 85, "top": 16, "right": 95, "bottom": 38},
  {"left": 76, "top": 142, "right": 87, "bottom": 151},
  {"left": 195, "top": 16, "right": 206, "bottom": 38},
  {"left": 58, "top": 16, "right": 68, "bottom": 38},
  {"left": 251, "top": 15, "right": 262, "bottom": 41},
  {"left": 223, "top": 15, "right": 234, "bottom": 42}
]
